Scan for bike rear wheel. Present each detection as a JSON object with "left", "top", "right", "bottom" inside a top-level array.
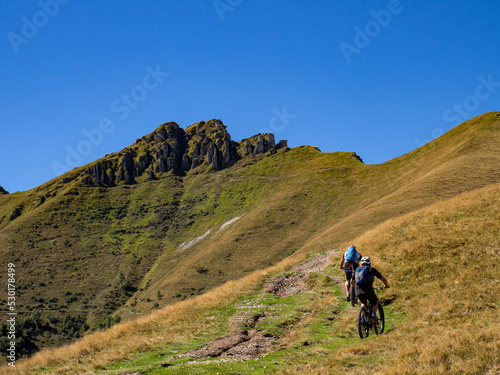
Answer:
[
  {"left": 350, "top": 284, "right": 357, "bottom": 307},
  {"left": 357, "top": 307, "right": 369, "bottom": 339}
]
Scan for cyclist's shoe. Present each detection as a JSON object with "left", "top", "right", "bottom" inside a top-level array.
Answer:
[
  {"left": 370, "top": 312, "right": 378, "bottom": 324},
  {"left": 346, "top": 294, "right": 350, "bottom": 302}
]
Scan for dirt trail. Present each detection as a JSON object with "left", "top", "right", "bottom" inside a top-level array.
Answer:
[
  {"left": 263, "top": 249, "right": 337, "bottom": 298},
  {"left": 163, "top": 250, "right": 338, "bottom": 366},
  {"left": 291, "top": 250, "right": 336, "bottom": 274}
]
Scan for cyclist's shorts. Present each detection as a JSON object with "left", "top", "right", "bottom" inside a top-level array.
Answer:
[
  {"left": 345, "top": 269, "right": 353, "bottom": 280},
  {"left": 344, "top": 262, "right": 359, "bottom": 280},
  {"left": 356, "top": 289, "right": 378, "bottom": 306}
]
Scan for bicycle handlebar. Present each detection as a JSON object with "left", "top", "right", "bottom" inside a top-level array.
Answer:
[{"left": 373, "top": 286, "right": 385, "bottom": 290}]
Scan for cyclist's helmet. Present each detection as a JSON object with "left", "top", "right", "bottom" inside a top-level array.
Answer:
[{"left": 360, "top": 256, "right": 371, "bottom": 266}]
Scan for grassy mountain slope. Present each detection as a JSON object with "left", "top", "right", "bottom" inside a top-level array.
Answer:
[
  {"left": 8, "top": 182, "right": 499, "bottom": 374},
  {"left": 295, "top": 111, "right": 500, "bottom": 254},
  {"left": 0, "top": 112, "right": 499, "bottom": 354},
  {"left": 128, "top": 112, "right": 500, "bottom": 318}
]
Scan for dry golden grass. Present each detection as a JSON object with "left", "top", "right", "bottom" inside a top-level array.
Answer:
[{"left": 289, "top": 183, "right": 500, "bottom": 375}]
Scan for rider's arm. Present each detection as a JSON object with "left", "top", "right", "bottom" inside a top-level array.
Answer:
[
  {"left": 339, "top": 256, "right": 345, "bottom": 269},
  {"left": 373, "top": 268, "right": 390, "bottom": 288},
  {"left": 380, "top": 276, "right": 390, "bottom": 289}
]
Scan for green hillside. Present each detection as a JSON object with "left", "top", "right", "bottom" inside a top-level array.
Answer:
[
  {"left": 0, "top": 112, "right": 499, "bottom": 362},
  {"left": 8, "top": 182, "right": 499, "bottom": 374}
]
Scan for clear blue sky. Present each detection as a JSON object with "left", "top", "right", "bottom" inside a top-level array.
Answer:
[{"left": 1, "top": 0, "right": 500, "bottom": 193}]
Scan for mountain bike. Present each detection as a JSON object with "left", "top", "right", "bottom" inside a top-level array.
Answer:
[
  {"left": 357, "top": 286, "right": 385, "bottom": 339},
  {"left": 349, "top": 281, "right": 357, "bottom": 307}
]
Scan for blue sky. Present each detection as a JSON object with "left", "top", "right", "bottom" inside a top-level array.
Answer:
[{"left": 1, "top": 0, "right": 500, "bottom": 193}]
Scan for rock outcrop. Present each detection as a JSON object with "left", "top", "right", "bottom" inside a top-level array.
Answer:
[
  {"left": 9, "top": 206, "right": 22, "bottom": 221},
  {"left": 0, "top": 185, "right": 8, "bottom": 195},
  {"left": 184, "top": 120, "right": 233, "bottom": 170},
  {"left": 78, "top": 120, "right": 285, "bottom": 186},
  {"left": 237, "top": 133, "right": 276, "bottom": 158},
  {"left": 276, "top": 140, "right": 288, "bottom": 150}
]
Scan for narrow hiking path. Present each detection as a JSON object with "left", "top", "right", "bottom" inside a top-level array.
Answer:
[
  {"left": 113, "top": 249, "right": 393, "bottom": 375},
  {"left": 162, "top": 250, "right": 340, "bottom": 368}
]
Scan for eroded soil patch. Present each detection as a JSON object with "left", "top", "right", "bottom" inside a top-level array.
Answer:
[
  {"left": 169, "top": 311, "right": 273, "bottom": 363},
  {"left": 263, "top": 273, "right": 305, "bottom": 298}
]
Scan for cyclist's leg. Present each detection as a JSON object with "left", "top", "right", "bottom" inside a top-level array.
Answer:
[
  {"left": 344, "top": 269, "right": 352, "bottom": 296},
  {"left": 367, "top": 290, "right": 379, "bottom": 315}
]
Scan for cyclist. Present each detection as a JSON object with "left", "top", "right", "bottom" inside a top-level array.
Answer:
[
  {"left": 339, "top": 245, "right": 362, "bottom": 301},
  {"left": 354, "top": 256, "right": 389, "bottom": 321}
]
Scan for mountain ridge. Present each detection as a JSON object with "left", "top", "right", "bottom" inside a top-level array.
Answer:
[
  {"left": 60, "top": 119, "right": 287, "bottom": 189},
  {"left": 0, "top": 112, "right": 498, "bottom": 361}
]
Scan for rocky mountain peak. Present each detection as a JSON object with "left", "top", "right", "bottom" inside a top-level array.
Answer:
[
  {"left": 77, "top": 120, "right": 287, "bottom": 187},
  {"left": 0, "top": 185, "right": 8, "bottom": 194}
]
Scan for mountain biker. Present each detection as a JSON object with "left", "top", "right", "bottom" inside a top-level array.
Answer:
[
  {"left": 354, "top": 256, "right": 389, "bottom": 321},
  {"left": 339, "top": 245, "right": 362, "bottom": 301}
]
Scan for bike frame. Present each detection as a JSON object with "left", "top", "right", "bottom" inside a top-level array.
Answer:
[{"left": 357, "top": 286, "right": 385, "bottom": 339}]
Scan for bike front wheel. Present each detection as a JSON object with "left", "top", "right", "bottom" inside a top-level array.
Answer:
[
  {"left": 372, "top": 303, "right": 385, "bottom": 335},
  {"left": 378, "top": 303, "right": 385, "bottom": 334}
]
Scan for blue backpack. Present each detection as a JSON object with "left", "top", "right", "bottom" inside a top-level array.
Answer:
[
  {"left": 345, "top": 246, "right": 359, "bottom": 262},
  {"left": 355, "top": 266, "right": 374, "bottom": 285}
]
